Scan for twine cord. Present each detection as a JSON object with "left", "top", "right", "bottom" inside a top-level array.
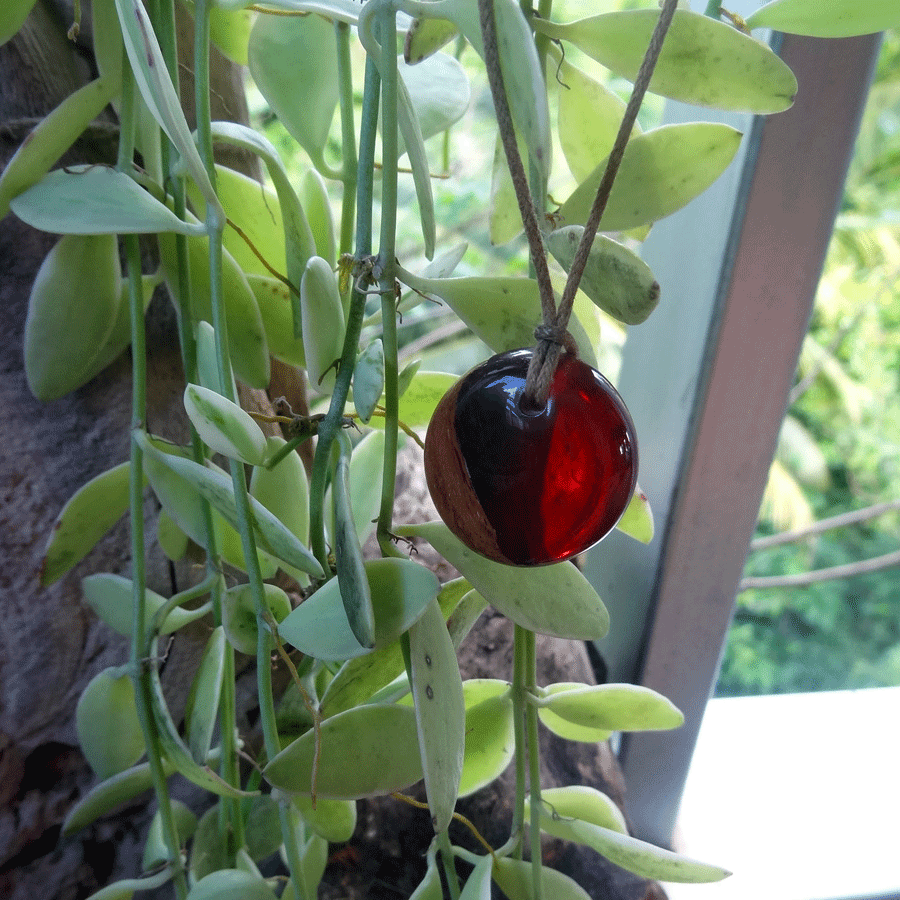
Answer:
[{"left": 477, "top": 0, "right": 680, "bottom": 407}]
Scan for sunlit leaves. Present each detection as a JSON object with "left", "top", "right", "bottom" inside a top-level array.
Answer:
[
  {"left": 249, "top": 11, "right": 338, "bottom": 168},
  {"left": 558, "top": 124, "right": 742, "bottom": 233},
  {"left": 547, "top": 227, "right": 660, "bottom": 326},
  {"left": 458, "top": 679, "right": 514, "bottom": 797},
  {"left": 746, "top": 0, "right": 900, "bottom": 37},
  {"left": 534, "top": 9, "right": 797, "bottom": 113}
]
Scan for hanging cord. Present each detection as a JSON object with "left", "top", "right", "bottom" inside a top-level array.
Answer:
[{"left": 477, "top": 0, "right": 680, "bottom": 407}]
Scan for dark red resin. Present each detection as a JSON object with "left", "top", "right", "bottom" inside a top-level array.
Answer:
[{"left": 424, "top": 348, "right": 638, "bottom": 566}]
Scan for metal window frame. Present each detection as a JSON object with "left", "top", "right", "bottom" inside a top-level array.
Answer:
[{"left": 584, "top": 24, "right": 882, "bottom": 846}]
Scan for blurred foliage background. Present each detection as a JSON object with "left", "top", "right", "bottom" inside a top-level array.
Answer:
[
  {"left": 719, "top": 27, "right": 900, "bottom": 696},
  {"left": 249, "top": 3, "right": 900, "bottom": 698}
]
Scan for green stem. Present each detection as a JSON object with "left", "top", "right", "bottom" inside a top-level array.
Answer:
[
  {"left": 704, "top": 1, "right": 721, "bottom": 17},
  {"left": 308, "top": 56, "right": 381, "bottom": 569},
  {"left": 119, "top": 48, "right": 188, "bottom": 899},
  {"left": 525, "top": 629, "right": 543, "bottom": 900},
  {"left": 376, "top": 2, "right": 402, "bottom": 558},
  {"left": 157, "top": 0, "right": 242, "bottom": 847},
  {"left": 510, "top": 624, "right": 529, "bottom": 860},
  {"left": 336, "top": 20, "right": 358, "bottom": 258},
  {"left": 437, "top": 829, "right": 462, "bottom": 900}
]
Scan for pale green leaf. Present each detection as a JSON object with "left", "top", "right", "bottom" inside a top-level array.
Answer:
[
  {"left": 277, "top": 558, "right": 440, "bottom": 660},
  {"left": 746, "top": 0, "right": 900, "bottom": 37},
  {"left": 185, "top": 627, "right": 227, "bottom": 763},
  {"left": 615, "top": 485, "right": 654, "bottom": 544},
  {"left": 534, "top": 9, "right": 797, "bottom": 113},
  {"left": 529, "top": 785, "right": 628, "bottom": 835},
  {"left": 547, "top": 227, "right": 660, "bottom": 326},
  {"left": 493, "top": 857, "right": 592, "bottom": 900},
  {"left": 559, "top": 123, "right": 742, "bottom": 232},
  {"left": 410, "top": 599, "right": 465, "bottom": 832},
  {"left": 540, "top": 683, "right": 684, "bottom": 733},
  {"left": 11, "top": 165, "right": 202, "bottom": 235},
  {"left": 399, "top": 522, "right": 609, "bottom": 641},
  {"left": 459, "top": 680, "right": 514, "bottom": 797},
  {"left": 186, "top": 870, "right": 278, "bottom": 900},
  {"left": 183, "top": 384, "right": 267, "bottom": 465},
  {"left": 264, "top": 704, "right": 423, "bottom": 797},
  {"left": 292, "top": 795, "right": 357, "bottom": 843}
]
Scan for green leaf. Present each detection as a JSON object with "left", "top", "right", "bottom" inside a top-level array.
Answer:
[
  {"left": 249, "top": 11, "right": 338, "bottom": 165},
  {"left": 190, "top": 805, "right": 229, "bottom": 881},
  {"left": 547, "top": 227, "right": 660, "bottom": 326},
  {"left": 209, "top": 5, "right": 254, "bottom": 65},
  {"left": 397, "top": 271, "right": 598, "bottom": 365},
  {"left": 399, "top": 522, "right": 609, "bottom": 641},
  {"left": 615, "top": 485, "right": 654, "bottom": 544},
  {"left": 210, "top": 121, "right": 317, "bottom": 317},
  {"left": 228, "top": 0, "right": 360, "bottom": 22},
  {"left": 319, "top": 576, "right": 470, "bottom": 718},
  {"left": 431, "top": 0, "right": 550, "bottom": 180},
  {"left": 24, "top": 233, "right": 121, "bottom": 401},
  {"left": 292, "top": 795, "right": 357, "bottom": 843},
  {"left": 410, "top": 599, "right": 465, "bottom": 832},
  {"left": 408, "top": 852, "right": 443, "bottom": 900},
  {"left": 746, "top": 0, "right": 900, "bottom": 37},
  {"left": 398, "top": 52, "right": 470, "bottom": 148},
  {"left": 142, "top": 800, "right": 197, "bottom": 870},
  {"left": 540, "top": 683, "right": 684, "bottom": 733},
  {"left": 363, "top": 370, "right": 456, "bottom": 431},
  {"left": 81, "top": 572, "right": 209, "bottom": 637},
  {"left": 247, "top": 275, "right": 305, "bottom": 368},
  {"left": 80, "top": 870, "right": 173, "bottom": 900},
  {"left": 187, "top": 165, "right": 287, "bottom": 281},
  {"left": 223, "top": 582, "right": 291, "bottom": 655},
  {"left": 250, "top": 436, "right": 311, "bottom": 583},
  {"left": 488, "top": 131, "right": 524, "bottom": 246},
  {"left": 537, "top": 682, "right": 612, "bottom": 743},
  {"left": 558, "top": 123, "right": 743, "bottom": 232},
  {"left": 534, "top": 9, "right": 797, "bottom": 113},
  {"left": 459, "top": 855, "right": 493, "bottom": 900},
  {"left": 404, "top": 15, "right": 458, "bottom": 64},
  {"left": 136, "top": 431, "right": 324, "bottom": 578},
  {"left": 11, "top": 165, "right": 201, "bottom": 235},
  {"left": 277, "top": 558, "right": 440, "bottom": 660},
  {"left": 493, "top": 857, "right": 592, "bottom": 900},
  {"left": 300, "top": 168, "right": 337, "bottom": 268},
  {"left": 354, "top": 340, "right": 385, "bottom": 424},
  {"left": 183, "top": 384, "right": 267, "bottom": 465},
  {"left": 76, "top": 667, "right": 145, "bottom": 780},
  {"left": 459, "top": 680, "right": 514, "bottom": 797},
  {"left": 0, "top": 0, "right": 37, "bottom": 45},
  {"left": 0, "top": 77, "right": 119, "bottom": 219},
  {"left": 333, "top": 436, "right": 376, "bottom": 649},
  {"left": 184, "top": 627, "right": 227, "bottom": 763},
  {"left": 114, "top": 0, "right": 220, "bottom": 214},
  {"left": 302, "top": 256, "right": 345, "bottom": 393},
  {"left": 41, "top": 461, "right": 132, "bottom": 586},
  {"left": 528, "top": 785, "right": 628, "bottom": 836},
  {"left": 396, "top": 69, "right": 437, "bottom": 259},
  {"left": 532, "top": 809, "right": 731, "bottom": 883},
  {"left": 244, "top": 795, "right": 284, "bottom": 862},
  {"left": 63, "top": 756, "right": 183, "bottom": 835},
  {"left": 186, "top": 870, "right": 278, "bottom": 900},
  {"left": 265, "top": 704, "right": 423, "bottom": 798},
  {"left": 158, "top": 228, "right": 270, "bottom": 388},
  {"left": 557, "top": 58, "right": 632, "bottom": 184},
  {"left": 156, "top": 507, "right": 189, "bottom": 561}
]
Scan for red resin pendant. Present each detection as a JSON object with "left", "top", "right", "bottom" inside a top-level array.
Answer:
[{"left": 424, "top": 348, "right": 638, "bottom": 566}]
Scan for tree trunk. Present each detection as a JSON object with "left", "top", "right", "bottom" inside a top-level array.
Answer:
[{"left": 0, "top": 5, "right": 661, "bottom": 898}]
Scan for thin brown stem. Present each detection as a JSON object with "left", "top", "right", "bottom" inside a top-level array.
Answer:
[{"left": 739, "top": 549, "right": 900, "bottom": 591}]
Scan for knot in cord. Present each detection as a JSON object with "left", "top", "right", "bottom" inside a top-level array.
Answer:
[{"left": 533, "top": 324, "right": 579, "bottom": 355}]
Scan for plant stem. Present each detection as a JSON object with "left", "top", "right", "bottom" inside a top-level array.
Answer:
[
  {"left": 336, "top": 20, "right": 357, "bottom": 258},
  {"left": 704, "top": 1, "right": 721, "bottom": 18},
  {"left": 119, "top": 48, "right": 188, "bottom": 899},
  {"left": 438, "top": 829, "right": 462, "bottom": 900},
  {"left": 308, "top": 56, "right": 381, "bottom": 569},
  {"left": 376, "top": 2, "right": 402, "bottom": 558},
  {"left": 510, "top": 624, "right": 529, "bottom": 859},
  {"left": 524, "top": 629, "right": 543, "bottom": 900}
]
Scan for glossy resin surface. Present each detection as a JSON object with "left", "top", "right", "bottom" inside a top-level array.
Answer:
[{"left": 424, "top": 349, "right": 638, "bottom": 566}]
